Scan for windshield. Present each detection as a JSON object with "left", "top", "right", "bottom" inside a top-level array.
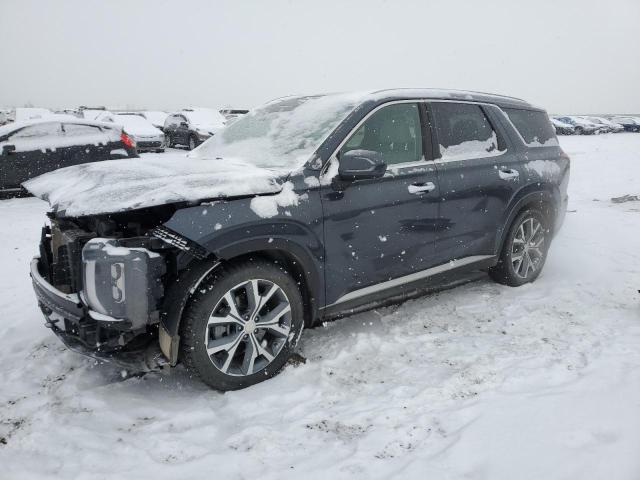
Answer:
[
  {"left": 191, "top": 92, "right": 366, "bottom": 169},
  {"left": 183, "top": 109, "right": 226, "bottom": 127}
]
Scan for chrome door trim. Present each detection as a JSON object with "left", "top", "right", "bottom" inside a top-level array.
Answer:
[{"left": 324, "top": 254, "right": 495, "bottom": 308}]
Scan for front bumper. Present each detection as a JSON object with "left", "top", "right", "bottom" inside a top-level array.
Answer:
[{"left": 30, "top": 257, "right": 167, "bottom": 371}]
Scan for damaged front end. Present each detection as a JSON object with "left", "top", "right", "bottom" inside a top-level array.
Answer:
[{"left": 30, "top": 209, "right": 188, "bottom": 371}]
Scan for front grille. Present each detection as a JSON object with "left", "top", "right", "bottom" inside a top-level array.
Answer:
[
  {"left": 48, "top": 221, "right": 96, "bottom": 293},
  {"left": 137, "top": 141, "right": 162, "bottom": 148}
]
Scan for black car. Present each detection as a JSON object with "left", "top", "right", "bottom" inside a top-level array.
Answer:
[
  {"left": 26, "top": 89, "right": 569, "bottom": 390},
  {"left": 164, "top": 108, "right": 226, "bottom": 150},
  {"left": 0, "top": 117, "right": 137, "bottom": 196}
]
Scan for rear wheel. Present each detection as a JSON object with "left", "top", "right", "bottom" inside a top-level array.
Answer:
[
  {"left": 180, "top": 260, "right": 304, "bottom": 390},
  {"left": 165, "top": 134, "right": 172, "bottom": 148},
  {"left": 489, "top": 209, "right": 550, "bottom": 287}
]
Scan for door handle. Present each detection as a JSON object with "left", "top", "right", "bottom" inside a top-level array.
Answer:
[
  {"left": 498, "top": 168, "right": 519, "bottom": 180},
  {"left": 408, "top": 182, "right": 435, "bottom": 194}
]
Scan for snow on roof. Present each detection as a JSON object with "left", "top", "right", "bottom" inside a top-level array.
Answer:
[{"left": 0, "top": 116, "right": 120, "bottom": 137}]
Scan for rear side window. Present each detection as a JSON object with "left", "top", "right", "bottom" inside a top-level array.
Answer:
[
  {"left": 431, "top": 103, "right": 503, "bottom": 161},
  {"left": 63, "top": 124, "right": 103, "bottom": 136},
  {"left": 504, "top": 108, "right": 558, "bottom": 147}
]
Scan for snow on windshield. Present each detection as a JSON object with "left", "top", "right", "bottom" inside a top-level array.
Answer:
[{"left": 190, "top": 92, "right": 366, "bottom": 169}]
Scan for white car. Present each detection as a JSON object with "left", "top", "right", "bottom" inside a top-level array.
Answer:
[
  {"left": 99, "top": 112, "right": 166, "bottom": 152},
  {"left": 550, "top": 117, "right": 575, "bottom": 135},
  {"left": 141, "top": 111, "right": 169, "bottom": 131},
  {"left": 9, "top": 107, "right": 54, "bottom": 123}
]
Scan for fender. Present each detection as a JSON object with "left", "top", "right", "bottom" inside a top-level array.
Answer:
[{"left": 160, "top": 187, "right": 325, "bottom": 330}]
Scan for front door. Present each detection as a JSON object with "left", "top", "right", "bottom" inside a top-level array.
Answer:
[
  {"left": 428, "top": 101, "right": 519, "bottom": 261},
  {"left": 321, "top": 102, "right": 441, "bottom": 309}
]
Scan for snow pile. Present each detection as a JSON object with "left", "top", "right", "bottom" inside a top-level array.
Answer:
[
  {"left": 23, "top": 153, "right": 284, "bottom": 216},
  {"left": 192, "top": 92, "right": 366, "bottom": 169},
  {"left": 525, "top": 159, "right": 562, "bottom": 179},
  {"left": 439, "top": 132, "right": 504, "bottom": 161},
  {"left": 250, "top": 182, "right": 304, "bottom": 218}
]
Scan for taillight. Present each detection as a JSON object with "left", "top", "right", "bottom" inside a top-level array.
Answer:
[{"left": 120, "top": 131, "right": 135, "bottom": 148}]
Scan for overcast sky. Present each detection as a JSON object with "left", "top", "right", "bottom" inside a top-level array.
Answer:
[{"left": 1, "top": 0, "right": 638, "bottom": 114}]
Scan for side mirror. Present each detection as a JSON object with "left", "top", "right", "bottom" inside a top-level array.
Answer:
[
  {"left": 2, "top": 144, "right": 16, "bottom": 155},
  {"left": 338, "top": 149, "right": 386, "bottom": 181}
]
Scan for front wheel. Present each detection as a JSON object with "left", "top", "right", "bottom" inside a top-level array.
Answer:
[
  {"left": 180, "top": 260, "right": 304, "bottom": 390},
  {"left": 489, "top": 209, "right": 550, "bottom": 287},
  {"left": 165, "top": 134, "right": 172, "bottom": 148},
  {"left": 188, "top": 135, "right": 197, "bottom": 150}
]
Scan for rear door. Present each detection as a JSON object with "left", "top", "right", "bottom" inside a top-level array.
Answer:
[
  {"left": 429, "top": 101, "right": 519, "bottom": 262},
  {"left": 321, "top": 101, "right": 441, "bottom": 308},
  {"left": 61, "top": 123, "right": 113, "bottom": 164},
  {"left": 0, "top": 122, "right": 64, "bottom": 189}
]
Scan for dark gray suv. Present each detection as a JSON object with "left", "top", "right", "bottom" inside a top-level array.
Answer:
[{"left": 27, "top": 89, "right": 569, "bottom": 390}]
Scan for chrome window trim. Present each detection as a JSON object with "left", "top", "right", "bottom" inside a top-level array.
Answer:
[
  {"left": 321, "top": 98, "right": 515, "bottom": 177},
  {"left": 321, "top": 99, "right": 430, "bottom": 177},
  {"left": 324, "top": 254, "right": 496, "bottom": 308}
]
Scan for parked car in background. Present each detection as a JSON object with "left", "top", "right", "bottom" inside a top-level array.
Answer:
[
  {"left": 555, "top": 116, "right": 603, "bottom": 135},
  {"left": 9, "top": 107, "right": 53, "bottom": 123},
  {"left": 610, "top": 116, "right": 640, "bottom": 132},
  {"left": 25, "top": 89, "right": 569, "bottom": 390},
  {"left": 0, "top": 117, "right": 137, "bottom": 195},
  {"left": 550, "top": 117, "right": 575, "bottom": 135},
  {"left": 579, "top": 116, "right": 622, "bottom": 133},
  {"left": 164, "top": 108, "right": 226, "bottom": 150},
  {"left": 98, "top": 112, "right": 165, "bottom": 152},
  {"left": 141, "top": 111, "right": 169, "bottom": 132},
  {"left": 81, "top": 108, "right": 108, "bottom": 121}
]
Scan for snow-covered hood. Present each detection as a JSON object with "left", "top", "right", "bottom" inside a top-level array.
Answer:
[{"left": 23, "top": 153, "right": 286, "bottom": 217}]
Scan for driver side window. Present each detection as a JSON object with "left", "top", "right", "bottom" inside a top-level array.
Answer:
[{"left": 340, "top": 103, "right": 423, "bottom": 166}]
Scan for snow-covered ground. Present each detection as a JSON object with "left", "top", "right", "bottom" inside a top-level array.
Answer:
[{"left": 1, "top": 134, "right": 639, "bottom": 479}]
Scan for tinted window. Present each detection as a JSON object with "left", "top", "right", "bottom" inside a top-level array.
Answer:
[
  {"left": 504, "top": 108, "right": 558, "bottom": 147},
  {"left": 340, "top": 103, "right": 423, "bottom": 166},
  {"left": 432, "top": 103, "right": 502, "bottom": 160},
  {"left": 11, "top": 123, "right": 61, "bottom": 139}
]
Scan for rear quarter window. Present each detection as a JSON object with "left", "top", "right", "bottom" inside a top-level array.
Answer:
[{"left": 504, "top": 108, "right": 558, "bottom": 147}]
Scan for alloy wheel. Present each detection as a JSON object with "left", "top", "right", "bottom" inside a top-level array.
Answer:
[
  {"left": 204, "top": 279, "right": 292, "bottom": 376},
  {"left": 510, "top": 217, "right": 545, "bottom": 280}
]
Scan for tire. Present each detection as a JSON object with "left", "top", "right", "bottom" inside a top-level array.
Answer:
[
  {"left": 489, "top": 209, "right": 550, "bottom": 287},
  {"left": 165, "top": 134, "right": 172, "bottom": 148},
  {"left": 180, "top": 260, "right": 304, "bottom": 390},
  {"left": 188, "top": 135, "right": 197, "bottom": 150},
  {"left": 574, "top": 126, "right": 584, "bottom": 135},
  {"left": 156, "top": 149, "right": 165, "bottom": 153}
]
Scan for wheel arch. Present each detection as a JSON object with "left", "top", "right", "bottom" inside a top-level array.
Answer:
[
  {"left": 495, "top": 188, "right": 558, "bottom": 256},
  {"left": 159, "top": 241, "right": 322, "bottom": 365}
]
